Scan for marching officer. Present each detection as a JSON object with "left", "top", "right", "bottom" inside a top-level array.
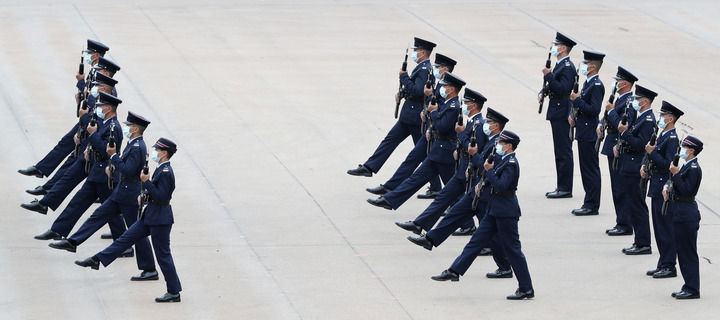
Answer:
[
  {"left": 541, "top": 32, "right": 576, "bottom": 199},
  {"left": 615, "top": 85, "right": 657, "bottom": 255},
  {"left": 430, "top": 130, "right": 535, "bottom": 300},
  {"left": 602, "top": 66, "right": 638, "bottom": 236},
  {"left": 664, "top": 136, "right": 703, "bottom": 299},
  {"left": 367, "top": 72, "right": 464, "bottom": 210},
  {"left": 643, "top": 101, "right": 682, "bottom": 278},
  {"left": 395, "top": 88, "right": 487, "bottom": 235},
  {"left": 347, "top": 37, "right": 436, "bottom": 177},
  {"left": 76, "top": 138, "right": 183, "bottom": 303},
  {"left": 366, "top": 53, "right": 457, "bottom": 199},
  {"left": 569, "top": 51, "right": 605, "bottom": 216}
]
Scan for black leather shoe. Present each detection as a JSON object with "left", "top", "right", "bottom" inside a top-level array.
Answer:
[
  {"left": 18, "top": 166, "right": 43, "bottom": 178},
  {"left": 366, "top": 184, "right": 391, "bottom": 195},
  {"left": 395, "top": 221, "right": 422, "bottom": 235},
  {"left": 367, "top": 197, "right": 393, "bottom": 210},
  {"left": 623, "top": 245, "right": 651, "bottom": 255},
  {"left": 26, "top": 185, "right": 49, "bottom": 196},
  {"left": 417, "top": 188, "right": 440, "bottom": 199},
  {"left": 646, "top": 268, "right": 660, "bottom": 276},
  {"left": 546, "top": 190, "right": 572, "bottom": 199},
  {"left": 452, "top": 226, "right": 476, "bottom": 236},
  {"left": 486, "top": 269, "right": 513, "bottom": 279},
  {"left": 20, "top": 199, "right": 48, "bottom": 215},
  {"left": 75, "top": 256, "right": 100, "bottom": 270},
  {"left": 572, "top": 208, "right": 598, "bottom": 216},
  {"left": 674, "top": 291, "right": 699, "bottom": 299},
  {"left": 607, "top": 228, "right": 633, "bottom": 236},
  {"left": 49, "top": 239, "right": 76, "bottom": 252},
  {"left": 478, "top": 247, "right": 493, "bottom": 256},
  {"left": 653, "top": 268, "right": 677, "bottom": 279},
  {"left": 100, "top": 233, "right": 113, "bottom": 239},
  {"left": 545, "top": 189, "right": 558, "bottom": 197},
  {"left": 155, "top": 292, "right": 181, "bottom": 303},
  {"left": 34, "top": 229, "right": 63, "bottom": 240},
  {"left": 431, "top": 269, "right": 459, "bottom": 282},
  {"left": 120, "top": 247, "right": 134, "bottom": 258},
  {"left": 131, "top": 270, "right": 159, "bottom": 281},
  {"left": 347, "top": 164, "right": 372, "bottom": 177},
  {"left": 507, "top": 288, "right": 534, "bottom": 300},
  {"left": 407, "top": 235, "right": 433, "bottom": 251}
]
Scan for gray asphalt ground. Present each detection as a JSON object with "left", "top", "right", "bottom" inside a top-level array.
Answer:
[{"left": 1, "top": 1, "right": 719, "bottom": 319}]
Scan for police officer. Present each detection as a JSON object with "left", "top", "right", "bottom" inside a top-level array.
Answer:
[
  {"left": 541, "top": 32, "right": 576, "bottom": 199},
  {"left": 643, "top": 102, "right": 682, "bottom": 278},
  {"left": 347, "top": 37, "right": 436, "bottom": 177},
  {"left": 431, "top": 130, "right": 534, "bottom": 300},
  {"left": 76, "top": 138, "right": 182, "bottom": 303},
  {"left": 664, "top": 136, "right": 703, "bottom": 299},
  {"left": 17, "top": 39, "right": 109, "bottom": 180},
  {"left": 367, "top": 72, "right": 464, "bottom": 210},
  {"left": 365, "top": 53, "right": 457, "bottom": 199},
  {"left": 49, "top": 111, "right": 158, "bottom": 280},
  {"left": 616, "top": 85, "right": 657, "bottom": 255},
  {"left": 602, "top": 66, "right": 638, "bottom": 236},
  {"left": 395, "top": 88, "right": 487, "bottom": 235},
  {"left": 569, "top": 51, "right": 605, "bottom": 216}
]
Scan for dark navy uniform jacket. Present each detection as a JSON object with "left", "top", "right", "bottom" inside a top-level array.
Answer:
[
  {"left": 544, "top": 56, "right": 575, "bottom": 121},
  {"left": 668, "top": 158, "right": 701, "bottom": 223},
  {"left": 427, "top": 96, "right": 460, "bottom": 164},
  {"left": 454, "top": 113, "right": 488, "bottom": 181},
  {"left": 399, "top": 59, "right": 432, "bottom": 127},
  {"left": 602, "top": 92, "right": 636, "bottom": 156},
  {"left": 644, "top": 128, "right": 678, "bottom": 198},
  {"left": 572, "top": 75, "right": 604, "bottom": 142},
  {"left": 109, "top": 136, "right": 147, "bottom": 204},
  {"left": 471, "top": 133, "right": 500, "bottom": 201},
  {"left": 486, "top": 152, "right": 521, "bottom": 217},
  {"left": 87, "top": 117, "right": 123, "bottom": 184},
  {"left": 618, "top": 109, "right": 655, "bottom": 176},
  {"left": 143, "top": 161, "right": 176, "bottom": 226}
]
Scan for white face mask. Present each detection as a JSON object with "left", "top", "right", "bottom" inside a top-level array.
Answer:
[
  {"left": 658, "top": 117, "right": 667, "bottom": 129},
  {"left": 550, "top": 45, "right": 559, "bottom": 57},
  {"left": 95, "top": 107, "right": 105, "bottom": 119},
  {"left": 90, "top": 86, "right": 99, "bottom": 97},
  {"left": 432, "top": 67, "right": 441, "bottom": 79},
  {"left": 483, "top": 122, "right": 491, "bottom": 135},
  {"left": 580, "top": 63, "right": 589, "bottom": 75},
  {"left": 84, "top": 53, "right": 93, "bottom": 65},
  {"left": 679, "top": 147, "right": 689, "bottom": 160},
  {"left": 122, "top": 125, "right": 132, "bottom": 138},
  {"left": 151, "top": 150, "right": 160, "bottom": 163},
  {"left": 495, "top": 144, "right": 505, "bottom": 156},
  {"left": 632, "top": 99, "right": 641, "bottom": 111},
  {"left": 411, "top": 51, "right": 419, "bottom": 62},
  {"left": 439, "top": 86, "right": 448, "bottom": 99},
  {"left": 461, "top": 103, "right": 470, "bottom": 116}
]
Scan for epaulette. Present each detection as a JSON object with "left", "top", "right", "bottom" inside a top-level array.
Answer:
[
  {"left": 595, "top": 82, "right": 602, "bottom": 86},
  {"left": 133, "top": 141, "right": 139, "bottom": 147},
  {"left": 645, "top": 115, "right": 654, "bottom": 121},
  {"left": 162, "top": 167, "right": 170, "bottom": 172},
  {"left": 670, "top": 135, "right": 677, "bottom": 139},
  {"left": 508, "top": 158, "right": 516, "bottom": 163},
  {"left": 565, "top": 61, "right": 571, "bottom": 67}
]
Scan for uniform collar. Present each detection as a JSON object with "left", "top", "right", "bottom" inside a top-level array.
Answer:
[
  {"left": 557, "top": 56, "right": 569, "bottom": 64},
  {"left": 502, "top": 151, "right": 515, "bottom": 160},
  {"left": 585, "top": 74, "right": 598, "bottom": 83},
  {"left": 127, "top": 135, "right": 142, "bottom": 145},
  {"left": 660, "top": 127, "right": 675, "bottom": 137},
  {"left": 103, "top": 116, "right": 116, "bottom": 125},
  {"left": 159, "top": 160, "right": 171, "bottom": 167},
  {"left": 618, "top": 91, "right": 632, "bottom": 99},
  {"left": 638, "top": 108, "right": 652, "bottom": 118},
  {"left": 469, "top": 112, "right": 481, "bottom": 121}
]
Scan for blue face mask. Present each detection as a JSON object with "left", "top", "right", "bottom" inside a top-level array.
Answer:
[
  {"left": 483, "top": 122, "right": 491, "bottom": 135},
  {"left": 123, "top": 126, "right": 132, "bottom": 138},
  {"left": 461, "top": 103, "right": 470, "bottom": 116},
  {"left": 411, "top": 51, "right": 419, "bottom": 62},
  {"left": 84, "top": 53, "right": 93, "bottom": 65},
  {"left": 679, "top": 148, "right": 689, "bottom": 160},
  {"left": 580, "top": 63, "right": 589, "bottom": 75},
  {"left": 90, "top": 86, "right": 99, "bottom": 97},
  {"left": 550, "top": 45, "right": 559, "bottom": 57},
  {"left": 632, "top": 99, "right": 641, "bottom": 111},
  {"left": 439, "top": 87, "right": 448, "bottom": 99},
  {"left": 95, "top": 107, "right": 105, "bottom": 119},
  {"left": 658, "top": 117, "right": 667, "bottom": 129},
  {"left": 151, "top": 150, "right": 160, "bottom": 163},
  {"left": 433, "top": 67, "right": 441, "bottom": 79},
  {"left": 495, "top": 144, "right": 505, "bottom": 156}
]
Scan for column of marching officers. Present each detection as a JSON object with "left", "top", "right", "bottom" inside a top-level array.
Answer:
[{"left": 347, "top": 35, "right": 705, "bottom": 300}]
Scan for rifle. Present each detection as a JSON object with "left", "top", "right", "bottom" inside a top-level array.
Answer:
[
  {"left": 612, "top": 98, "right": 631, "bottom": 171},
  {"left": 465, "top": 123, "right": 478, "bottom": 193},
  {"left": 421, "top": 75, "right": 433, "bottom": 134},
  {"left": 661, "top": 146, "right": 681, "bottom": 216},
  {"left": 107, "top": 122, "right": 116, "bottom": 190},
  {"left": 138, "top": 159, "right": 149, "bottom": 219},
  {"left": 569, "top": 67, "right": 580, "bottom": 141},
  {"left": 454, "top": 113, "right": 464, "bottom": 171},
  {"left": 472, "top": 141, "right": 496, "bottom": 211},
  {"left": 85, "top": 112, "right": 98, "bottom": 173},
  {"left": 426, "top": 94, "right": 437, "bottom": 155},
  {"left": 595, "top": 84, "right": 618, "bottom": 152},
  {"left": 640, "top": 123, "right": 659, "bottom": 195},
  {"left": 395, "top": 46, "right": 409, "bottom": 119},
  {"left": 538, "top": 52, "right": 551, "bottom": 114}
]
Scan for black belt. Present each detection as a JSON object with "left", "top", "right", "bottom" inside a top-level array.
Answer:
[
  {"left": 549, "top": 95, "right": 570, "bottom": 100},
  {"left": 121, "top": 176, "right": 140, "bottom": 182},
  {"left": 621, "top": 147, "right": 643, "bottom": 156},
  {"left": 434, "top": 134, "right": 455, "bottom": 140},
  {"left": 651, "top": 169, "right": 669, "bottom": 174},
  {"left": 150, "top": 200, "right": 170, "bottom": 205},
  {"left": 672, "top": 195, "right": 695, "bottom": 202},
  {"left": 492, "top": 190, "right": 516, "bottom": 196},
  {"left": 606, "top": 127, "right": 618, "bottom": 134}
]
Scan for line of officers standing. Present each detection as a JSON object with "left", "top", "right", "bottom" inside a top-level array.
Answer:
[
  {"left": 347, "top": 34, "right": 705, "bottom": 300},
  {"left": 16, "top": 40, "right": 182, "bottom": 303}
]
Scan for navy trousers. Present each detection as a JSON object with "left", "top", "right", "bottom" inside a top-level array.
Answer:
[
  {"left": 383, "top": 136, "right": 441, "bottom": 192},
  {"left": 383, "top": 158, "right": 454, "bottom": 209},
  {"left": 550, "top": 120, "right": 573, "bottom": 192},
  {"left": 363, "top": 121, "right": 421, "bottom": 173},
  {"left": 97, "top": 222, "right": 182, "bottom": 294},
  {"left": 69, "top": 199, "right": 155, "bottom": 272},
  {"left": 617, "top": 173, "right": 650, "bottom": 246},
  {"left": 651, "top": 196, "right": 676, "bottom": 269},
  {"left": 577, "top": 141, "right": 601, "bottom": 210},
  {"left": 43, "top": 153, "right": 78, "bottom": 190},
  {"left": 450, "top": 215, "right": 532, "bottom": 291},
  {"left": 606, "top": 156, "right": 630, "bottom": 231},
  {"left": 34, "top": 124, "right": 78, "bottom": 177},
  {"left": 674, "top": 220, "right": 699, "bottom": 295},
  {"left": 40, "top": 159, "right": 88, "bottom": 211},
  {"left": 413, "top": 176, "right": 472, "bottom": 232},
  {"left": 50, "top": 181, "right": 113, "bottom": 237}
]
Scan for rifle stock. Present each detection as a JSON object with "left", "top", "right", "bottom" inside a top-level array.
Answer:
[
  {"left": 538, "top": 52, "right": 551, "bottom": 114},
  {"left": 395, "top": 46, "right": 409, "bottom": 119}
]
